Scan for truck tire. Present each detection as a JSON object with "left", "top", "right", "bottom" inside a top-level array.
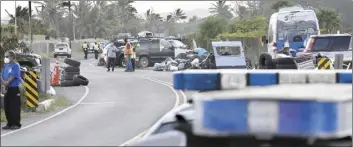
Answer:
[
  {"left": 64, "top": 58, "right": 81, "bottom": 67},
  {"left": 139, "top": 56, "right": 150, "bottom": 68},
  {"left": 276, "top": 57, "right": 296, "bottom": 65},
  {"left": 61, "top": 80, "right": 80, "bottom": 87},
  {"left": 63, "top": 66, "right": 80, "bottom": 72},
  {"left": 61, "top": 74, "right": 75, "bottom": 80},
  {"left": 62, "top": 71, "right": 80, "bottom": 77},
  {"left": 73, "top": 75, "right": 89, "bottom": 86},
  {"left": 258, "top": 53, "right": 274, "bottom": 69},
  {"left": 275, "top": 64, "right": 297, "bottom": 69}
]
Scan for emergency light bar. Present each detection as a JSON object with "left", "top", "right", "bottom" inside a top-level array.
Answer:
[
  {"left": 173, "top": 70, "right": 352, "bottom": 91},
  {"left": 192, "top": 84, "right": 352, "bottom": 139}
]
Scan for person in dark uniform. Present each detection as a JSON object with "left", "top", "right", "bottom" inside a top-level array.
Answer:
[{"left": 1, "top": 50, "right": 22, "bottom": 130}]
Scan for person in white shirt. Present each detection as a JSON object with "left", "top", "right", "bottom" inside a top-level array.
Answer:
[{"left": 105, "top": 43, "right": 118, "bottom": 72}]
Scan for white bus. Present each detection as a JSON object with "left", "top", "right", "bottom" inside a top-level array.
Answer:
[{"left": 265, "top": 6, "right": 320, "bottom": 57}]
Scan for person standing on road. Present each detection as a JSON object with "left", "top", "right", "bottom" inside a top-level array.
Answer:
[
  {"left": 82, "top": 41, "right": 88, "bottom": 59},
  {"left": 94, "top": 42, "right": 99, "bottom": 60},
  {"left": 1, "top": 50, "right": 22, "bottom": 130},
  {"left": 123, "top": 38, "right": 133, "bottom": 72},
  {"left": 131, "top": 44, "right": 136, "bottom": 72},
  {"left": 106, "top": 43, "right": 118, "bottom": 72}
]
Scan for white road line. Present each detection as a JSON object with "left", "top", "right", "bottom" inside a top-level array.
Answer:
[
  {"left": 1, "top": 86, "right": 90, "bottom": 137},
  {"left": 119, "top": 76, "right": 183, "bottom": 146},
  {"left": 80, "top": 102, "right": 116, "bottom": 105}
]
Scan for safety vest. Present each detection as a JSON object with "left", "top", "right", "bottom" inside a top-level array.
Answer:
[
  {"left": 124, "top": 42, "right": 133, "bottom": 55},
  {"left": 82, "top": 43, "right": 88, "bottom": 48},
  {"left": 94, "top": 44, "right": 99, "bottom": 50}
]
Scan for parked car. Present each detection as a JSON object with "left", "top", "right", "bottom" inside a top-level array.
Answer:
[
  {"left": 135, "top": 38, "right": 175, "bottom": 68},
  {"left": 54, "top": 43, "right": 72, "bottom": 58},
  {"left": 143, "top": 103, "right": 194, "bottom": 138}
]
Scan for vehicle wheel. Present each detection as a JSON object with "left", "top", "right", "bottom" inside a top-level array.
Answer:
[
  {"left": 60, "top": 80, "right": 80, "bottom": 87},
  {"left": 67, "top": 55, "right": 72, "bottom": 58},
  {"left": 139, "top": 56, "right": 150, "bottom": 68},
  {"left": 258, "top": 53, "right": 274, "bottom": 69},
  {"left": 275, "top": 64, "right": 298, "bottom": 69},
  {"left": 63, "top": 66, "right": 80, "bottom": 72},
  {"left": 73, "top": 75, "right": 89, "bottom": 86},
  {"left": 62, "top": 71, "right": 80, "bottom": 77},
  {"left": 61, "top": 74, "right": 75, "bottom": 80},
  {"left": 64, "top": 58, "right": 81, "bottom": 67}
]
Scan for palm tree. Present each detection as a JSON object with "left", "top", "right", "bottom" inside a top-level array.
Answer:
[
  {"left": 5, "top": 6, "right": 31, "bottom": 37},
  {"left": 34, "top": 0, "right": 64, "bottom": 37},
  {"left": 209, "top": 1, "right": 233, "bottom": 19},
  {"left": 144, "top": 9, "right": 163, "bottom": 31},
  {"left": 316, "top": 8, "right": 341, "bottom": 33},
  {"left": 170, "top": 8, "right": 187, "bottom": 23},
  {"left": 117, "top": 0, "right": 138, "bottom": 33}
]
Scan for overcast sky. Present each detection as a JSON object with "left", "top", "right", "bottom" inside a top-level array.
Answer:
[{"left": 1, "top": 1, "right": 217, "bottom": 19}]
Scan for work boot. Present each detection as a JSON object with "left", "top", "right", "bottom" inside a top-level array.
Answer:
[
  {"left": 107, "top": 69, "right": 110, "bottom": 72},
  {"left": 2, "top": 126, "right": 11, "bottom": 130},
  {"left": 10, "top": 126, "right": 21, "bottom": 130},
  {"left": 112, "top": 68, "right": 114, "bottom": 72}
]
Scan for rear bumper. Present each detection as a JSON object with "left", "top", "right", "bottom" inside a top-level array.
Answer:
[{"left": 54, "top": 52, "right": 70, "bottom": 56}]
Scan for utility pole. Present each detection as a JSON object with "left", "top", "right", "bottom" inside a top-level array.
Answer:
[
  {"left": 15, "top": 0, "right": 17, "bottom": 36},
  {"left": 28, "top": 1, "right": 32, "bottom": 41},
  {"left": 28, "top": 1, "right": 32, "bottom": 53}
]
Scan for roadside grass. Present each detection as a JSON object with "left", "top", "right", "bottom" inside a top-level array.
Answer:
[{"left": 47, "top": 96, "right": 69, "bottom": 111}]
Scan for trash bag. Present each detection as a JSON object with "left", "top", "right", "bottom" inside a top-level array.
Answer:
[
  {"left": 178, "top": 63, "right": 185, "bottom": 70},
  {"left": 153, "top": 63, "right": 166, "bottom": 71},
  {"left": 169, "top": 65, "right": 178, "bottom": 71}
]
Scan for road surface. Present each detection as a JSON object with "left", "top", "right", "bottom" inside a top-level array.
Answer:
[{"left": 1, "top": 53, "right": 189, "bottom": 146}]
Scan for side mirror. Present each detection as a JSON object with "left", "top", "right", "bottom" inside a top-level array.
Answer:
[{"left": 261, "top": 35, "right": 268, "bottom": 44}]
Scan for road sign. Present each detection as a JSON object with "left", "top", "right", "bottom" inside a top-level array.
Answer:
[
  {"left": 24, "top": 71, "right": 39, "bottom": 109},
  {"left": 317, "top": 58, "right": 332, "bottom": 70}
]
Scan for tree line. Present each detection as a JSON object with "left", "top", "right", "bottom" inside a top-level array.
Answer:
[{"left": 3, "top": 0, "right": 352, "bottom": 47}]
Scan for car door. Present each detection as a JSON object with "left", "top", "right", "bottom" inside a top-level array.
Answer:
[
  {"left": 149, "top": 40, "right": 164, "bottom": 63},
  {"left": 160, "top": 39, "right": 174, "bottom": 58}
]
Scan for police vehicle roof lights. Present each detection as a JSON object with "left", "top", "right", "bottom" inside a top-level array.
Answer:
[
  {"left": 192, "top": 84, "right": 352, "bottom": 140},
  {"left": 173, "top": 70, "right": 352, "bottom": 91}
]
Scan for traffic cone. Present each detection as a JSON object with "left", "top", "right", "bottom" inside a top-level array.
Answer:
[{"left": 51, "top": 57, "right": 60, "bottom": 86}]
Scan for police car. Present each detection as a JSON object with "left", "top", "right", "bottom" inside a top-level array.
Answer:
[
  {"left": 131, "top": 69, "right": 352, "bottom": 147},
  {"left": 143, "top": 103, "right": 194, "bottom": 138}
]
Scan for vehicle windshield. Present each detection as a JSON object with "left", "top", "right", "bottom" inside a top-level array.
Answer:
[
  {"left": 152, "top": 120, "right": 193, "bottom": 135},
  {"left": 277, "top": 11, "right": 318, "bottom": 42},
  {"left": 312, "top": 36, "right": 352, "bottom": 52},
  {"left": 169, "top": 40, "right": 186, "bottom": 48},
  {"left": 56, "top": 44, "right": 68, "bottom": 48},
  {"left": 215, "top": 46, "right": 241, "bottom": 56}
]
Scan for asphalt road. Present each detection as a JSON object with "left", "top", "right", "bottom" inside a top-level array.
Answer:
[{"left": 1, "top": 53, "right": 189, "bottom": 146}]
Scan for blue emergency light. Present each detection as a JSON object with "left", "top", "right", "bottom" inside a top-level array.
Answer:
[
  {"left": 173, "top": 70, "right": 352, "bottom": 91},
  {"left": 192, "top": 84, "right": 352, "bottom": 139}
]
